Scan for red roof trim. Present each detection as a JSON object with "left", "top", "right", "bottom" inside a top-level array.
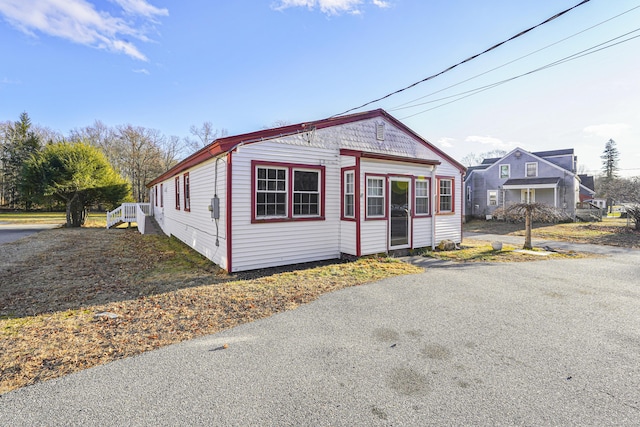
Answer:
[
  {"left": 340, "top": 149, "right": 441, "bottom": 167},
  {"left": 147, "top": 109, "right": 465, "bottom": 187}
]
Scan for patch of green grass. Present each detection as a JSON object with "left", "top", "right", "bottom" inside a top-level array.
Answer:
[{"left": 0, "top": 211, "right": 108, "bottom": 227}]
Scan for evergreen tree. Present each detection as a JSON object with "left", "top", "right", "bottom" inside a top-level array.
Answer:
[
  {"left": 601, "top": 139, "right": 620, "bottom": 179},
  {"left": 2, "top": 112, "right": 41, "bottom": 208},
  {"left": 600, "top": 139, "right": 621, "bottom": 213},
  {"left": 24, "top": 141, "right": 131, "bottom": 227}
]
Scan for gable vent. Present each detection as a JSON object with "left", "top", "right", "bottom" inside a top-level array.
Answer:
[{"left": 376, "top": 122, "right": 385, "bottom": 141}]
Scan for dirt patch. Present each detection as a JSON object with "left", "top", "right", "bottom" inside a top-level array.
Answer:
[{"left": 0, "top": 227, "right": 422, "bottom": 394}]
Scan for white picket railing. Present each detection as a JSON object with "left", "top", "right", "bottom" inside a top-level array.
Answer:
[{"left": 106, "top": 203, "right": 151, "bottom": 229}]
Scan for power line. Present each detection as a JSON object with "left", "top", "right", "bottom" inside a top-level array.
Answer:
[
  {"left": 390, "top": 4, "right": 640, "bottom": 111},
  {"left": 396, "top": 28, "right": 640, "bottom": 119},
  {"left": 331, "top": 0, "right": 592, "bottom": 117}
]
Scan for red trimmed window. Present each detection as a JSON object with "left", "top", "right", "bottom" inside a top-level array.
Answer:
[
  {"left": 175, "top": 176, "right": 180, "bottom": 210},
  {"left": 253, "top": 161, "right": 324, "bottom": 222},
  {"left": 414, "top": 179, "right": 430, "bottom": 215},
  {"left": 343, "top": 170, "right": 355, "bottom": 219},
  {"left": 183, "top": 172, "right": 191, "bottom": 212},
  {"left": 160, "top": 183, "right": 163, "bottom": 207},
  {"left": 366, "top": 176, "right": 385, "bottom": 218},
  {"left": 154, "top": 185, "right": 158, "bottom": 207},
  {"left": 438, "top": 177, "right": 454, "bottom": 213}
]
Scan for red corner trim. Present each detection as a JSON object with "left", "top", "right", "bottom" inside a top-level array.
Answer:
[{"left": 226, "top": 152, "right": 233, "bottom": 273}]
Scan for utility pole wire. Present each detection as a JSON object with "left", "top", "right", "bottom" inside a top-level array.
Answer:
[
  {"left": 395, "top": 28, "right": 640, "bottom": 118},
  {"left": 331, "top": 0, "right": 592, "bottom": 118}
]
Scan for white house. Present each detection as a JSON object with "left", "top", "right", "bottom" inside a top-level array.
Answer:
[{"left": 146, "top": 109, "right": 466, "bottom": 272}]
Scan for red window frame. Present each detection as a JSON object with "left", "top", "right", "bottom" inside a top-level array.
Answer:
[
  {"left": 251, "top": 160, "right": 325, "bottom": 223},
  {"left": 364, "top": 174, "right": 387, "bottom": 220},
  {"left": 413, "top": 177, "right": 431, "bottom": 217},
  {"left": 183, "top": 172, "right": 191, "bottom": 212},
  {"left": 437, "top": 176, "right": 455, "bottom": 214},
  {"left": 341, "top": 168, "right": 356, "bottom": 221},
  {"left": 175, "top": 176, "right": 180, "bottom": 210},
  {"left": 154, "top": 185, "right": 158, "bottom": 207}
]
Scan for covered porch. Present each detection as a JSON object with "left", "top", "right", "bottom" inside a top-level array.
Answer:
[{"left": 501, "top": 177, "right": 561, "bottom": 207}]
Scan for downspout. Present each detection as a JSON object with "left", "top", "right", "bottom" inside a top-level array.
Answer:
[{"left": 431, "top": 164, "right": 438, "bottom": 250}]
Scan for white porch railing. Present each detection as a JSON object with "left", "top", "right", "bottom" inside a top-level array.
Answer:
[{"left": 106, "top": 203, "right": 151, "bottom": 229}]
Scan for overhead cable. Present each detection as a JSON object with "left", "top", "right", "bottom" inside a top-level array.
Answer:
[
  {"left": 397, "top": 28, "right": 640, "bottom": 119},
  {"left": 390, "top": 4, "right": 640, "bottom": 111},
  {"left": 331, "top": 0, "right": 592, "bottom": 117}
]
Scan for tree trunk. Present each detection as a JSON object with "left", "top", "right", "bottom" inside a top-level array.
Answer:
[
  {"left": 66, "top": 193, "right": 84, "bottom": 227},
  {"left": 524, "top": 208, "right": 533, "bottom": 250}
]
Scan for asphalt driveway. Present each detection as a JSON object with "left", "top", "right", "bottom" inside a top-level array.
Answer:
[
  {"left": 0, "top": 223, "right": 61, "bottom": 244},
  {"left": 1, "top": 246, "right": 639, "bottom": 425}
]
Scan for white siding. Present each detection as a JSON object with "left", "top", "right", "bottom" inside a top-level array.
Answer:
[
  {"left": 435, "top": 162, "right": 463, "bottom": 244},
  {"left": 149, "top": 113, "right": 463, "bottom": 272},
  {"left": 230, "top": 141, "right": 341, "bottom": 272},
  {"left": 152, "top": 156, "right": 229, "bottom": 270},
  {"left": 358, "top": 158, "right": 439, "bottom": 254}
]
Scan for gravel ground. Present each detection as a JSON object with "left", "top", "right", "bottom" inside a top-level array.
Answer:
[{"left": 1, "top": 245, "right": 639, "bottom": 426}]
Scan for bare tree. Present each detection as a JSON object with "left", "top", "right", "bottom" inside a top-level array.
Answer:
[
  {"left": 494, "top": 203, "right": 570, "bottom": 249},
  {"left": 460, "top": 149, "right": 507, "bottom": 167},
  {"left": 615, "top": 176, "right": 640, "bottom": 230},
  {"left": 115, "top": 125, "right": 167, "bottom": 202},
  {"left": 184, "top": 122, "right": 228, "bottom": 154}
]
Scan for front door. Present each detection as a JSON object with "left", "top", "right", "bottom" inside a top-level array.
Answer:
[
  {"left": 390, "top": 178, "right": 411, "bottom": 249},
  {"left": 521, "top": 189, "right": 536, "bottom": 203}
]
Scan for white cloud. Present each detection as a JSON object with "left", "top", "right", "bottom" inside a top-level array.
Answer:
[
  {"left": 465, "top": 135, "right": 513, "bottom": 149},
  {"left": 372, "top": 0, "right": 391, "bottom": 8},
  {"left": 0, "top": 0, "right": 168, "bottom": 61},
  {"left": 272, "top": 0, "right": 391, "bottom": 15},
  {"left": 133, "top": 68, "right": 150, "bottom": 75},
  {"left": 437, "top": 137, "right": 455, "bottom": 148},
  {"left": 111, "top": 0, "right": 168, "bottom": 19},
  {"left": 1, "top": 77, "right": 21, "bottom": 85},
  {"left": 583, "top": 123, "right": 631, "bottom": 139}
]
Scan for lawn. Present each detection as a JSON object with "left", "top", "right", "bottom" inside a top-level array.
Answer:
[
  {"left": 2, "top": 213, "right": 637, "bottom": 394},
  {"left": 423, "top": 238, "right": 591, "bottom": 263},
  {"left": 0, "top": 223, "right": 422, "bottom": 394},
  {"left": 464, "top": 217, "right": 640, "bottom": 248},
  {"left": 0, "top": 211, "right": 109, "bottom": 228}
]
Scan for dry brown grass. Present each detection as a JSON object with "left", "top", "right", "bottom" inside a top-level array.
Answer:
[
  {"left": 0, "top": 227, "right": 422, "bottom": 394},
  {"left": 465, "top": 217, "right": 640, "bottom": 248},
  {"left": 425, "top": 238, "right": 593, "bottom": 263}
]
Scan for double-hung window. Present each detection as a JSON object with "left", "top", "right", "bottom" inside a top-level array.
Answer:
[
  {"left": 438, "top": 177, "right": 454, "bottom": 213},
  {"left": 366, "top": 176, "right": 385, "bottom": 218},
  {"left": 293, "top": 170, "right": 320, "bottom": 216},
  {"left": 183, "top": 172, "right": 191, "bottom": 212},
  {"left": 499, "top": 164, "right": 510, "bottom": 179},
  {"left": 487, "top": 190, "right": 498, "bottom": 206},
  {"left": 414, "top": 179, "right": 429, "bottom": 215},
  {"left": 526, "top": 162, "right": 538, "bottom": 177},
  {"left": 343, "top": 170, "right": 355, "bottom": 218},
  {"left": 253, "top": 161, "right": 324, "bottom": 221},
  {"left": 256, "top": 166, "right": 287, "bottom": 218},
  {"left": 175, "top": 176, "right": 180, "bottom": 210}
]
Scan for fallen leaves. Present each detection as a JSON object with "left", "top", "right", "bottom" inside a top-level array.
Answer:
[{"left": 0, "top": 227, "right": 422, "bottom": 394}]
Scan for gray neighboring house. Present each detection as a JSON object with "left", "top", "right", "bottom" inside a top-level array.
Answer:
[{"left": 464, "top": 148, "right": 595, "bottom": 220}]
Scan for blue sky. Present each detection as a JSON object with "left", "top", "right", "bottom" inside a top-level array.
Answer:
[{"left": 1, "top": 0, "right": 639, "bottom": 177}]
